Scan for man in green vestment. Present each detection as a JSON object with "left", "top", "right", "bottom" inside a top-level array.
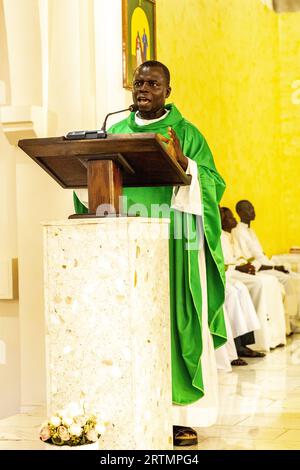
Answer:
[{"left": 74, "top": 61, "right": 227, "bottom": 446}]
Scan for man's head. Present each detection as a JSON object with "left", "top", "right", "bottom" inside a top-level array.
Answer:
[
  {"left": 220, "top": 207, "right": 237, "bottom": 233},
  {"left": 235, "top": 200, "right": 255, "bottom": 224},
  {"left": 132, "top": 61, "right": 171, "bottom": 119}
]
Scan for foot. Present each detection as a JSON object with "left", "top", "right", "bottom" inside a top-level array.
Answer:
[
  {"left": 173, "top": 426, "right": 198, "bottom": 446},
  {"left": 231, "top": 358, "right": 248, "bottom": 366},
  {"left": 238, "top": 346, "right": 266, "bottom": 358}
]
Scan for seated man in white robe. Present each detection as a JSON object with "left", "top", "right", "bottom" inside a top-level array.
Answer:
[
  {"left": 216, "top": 268, "right": 261, "bottom": 367},
  {"left": 224, "top": 280, "right": 261, "bottom": 363},
  {"left": 233, "top": 200, "right": 300, "bottom": 335},
  {"left": 215, "top": 306, "right": 239, "bottom": 370},
  {"left": 220, "top": 206, "right": 286, "bottom": 351}
]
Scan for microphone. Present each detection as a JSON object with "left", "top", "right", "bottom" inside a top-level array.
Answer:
[
  {"left": 65, "top": 104, "right": 138, "bottom": 140},
  {"left": 99, "top": 104, "right": 138, "bottom": 138}
]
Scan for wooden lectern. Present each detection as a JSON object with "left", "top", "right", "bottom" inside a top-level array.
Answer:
[{"left": 18, "top": 133, "right": 191, "bottom": 217}]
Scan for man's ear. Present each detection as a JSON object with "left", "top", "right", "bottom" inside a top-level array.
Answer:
[{"left": 166, "top": 86, "right": 171, "bottom": 98}]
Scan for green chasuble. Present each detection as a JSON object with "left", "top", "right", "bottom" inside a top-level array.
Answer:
[{"left": 73, "top": 104, "right": 227, "bottom": 405}]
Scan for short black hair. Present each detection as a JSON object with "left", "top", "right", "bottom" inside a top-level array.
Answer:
[
  {"left": 220, "top": 206, "right": 231, "bottom": 213},
  {"left": 134, "top": 61, "right": 170, "bottom": 85},
  {"left": 236, "top": 200, "right": 251, "bottom": 214},
  {"left": 219, "top": 206, "right": 231, "bottom": 221}
]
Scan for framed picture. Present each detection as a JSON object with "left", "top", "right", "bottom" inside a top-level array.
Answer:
[{"left": 122, "top": 0, "right": 156, "bottom": 90}]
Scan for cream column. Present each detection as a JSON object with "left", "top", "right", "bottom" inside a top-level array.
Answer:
[{"left": 43, "top": 218, "right": 172, "bottom": 450}]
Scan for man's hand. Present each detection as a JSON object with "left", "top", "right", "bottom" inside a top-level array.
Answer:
[
  {"left": 275, "top": 265, "right": 289, "bottom": 274},
  {"left": 235, "top": 263, "right": 256, "bottom": 275},
  {"left": 259, "top": 265, "right": 273, "bottom": 271},
  {"left": 158, "top": 127, "right": 188, "bottom": 171}
]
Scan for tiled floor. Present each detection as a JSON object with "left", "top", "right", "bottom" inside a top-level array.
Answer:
[
  {"left": 1, "top": 334, "right": 300, "bottom": 450},
  {"left": 190, "top": 333, "right": 300, "bottom": 450}
]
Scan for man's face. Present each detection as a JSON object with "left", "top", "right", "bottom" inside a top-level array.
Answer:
[
  {"left": 222, "top": 209, "right": 237, "bottom": 232},
  {"left": 132, "top": 65, "right": 171, "bottom": 119},
  {"left": 239, "top": 202, "right": 255, "bottom": 222}
]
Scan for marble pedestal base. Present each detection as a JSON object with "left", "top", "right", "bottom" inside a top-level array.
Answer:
[{"left": 43, "top": 218, "right": 172, "bottom": 450}]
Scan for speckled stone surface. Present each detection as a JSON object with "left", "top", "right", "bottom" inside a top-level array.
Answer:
[{"left": 43, "top": 218, "right": 172, "bottom": 450}]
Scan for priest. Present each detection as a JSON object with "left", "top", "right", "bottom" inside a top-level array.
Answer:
[{"left": 74, "top": 61, "right": 227, "bottom": 446}]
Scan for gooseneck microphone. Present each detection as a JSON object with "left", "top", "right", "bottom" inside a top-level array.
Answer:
[
  {"left": 65, "top": 104, "right": 138, "bottom": 140},
  {"left": 100, "top": 104, "right": 138, "bottom": 138}
]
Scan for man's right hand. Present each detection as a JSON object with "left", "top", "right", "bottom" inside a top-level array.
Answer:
[
  {"left": 235, "top": 263, "right": 256, "bottom": 275},
  {"left": 157, "top": 128, "right": 188, "bottom": 171},
  {"left": 259, "top": 265, "right": 273, "bottom": 271}
]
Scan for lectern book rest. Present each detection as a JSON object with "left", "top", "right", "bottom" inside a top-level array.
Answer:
[{"left": 18, "top": 133, "right": 191, "bottom": 217}]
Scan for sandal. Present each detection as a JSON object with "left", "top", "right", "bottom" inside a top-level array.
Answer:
[
  {"left": 231, "top": 358, "right": 248, "bottom": 366},
  {"left": 238, "top": 347, "right": 266, "bottom": 358},
  {"left": 173, "top": 426, "right": 198, "bottom": 446}
]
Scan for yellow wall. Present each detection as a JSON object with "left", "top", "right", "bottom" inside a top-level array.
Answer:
[
  {"left": 157, "top": 0, "right": 300, "bottom": 255},
  {"left": 278, "top": 12, "right": 300, "bottom": 251}
]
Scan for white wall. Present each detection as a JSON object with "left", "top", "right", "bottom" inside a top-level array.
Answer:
[
  {"left": 2, "top": 0, "right": 42, "bottom": 106},
  {"left": 94, "top": 0, "right": 131, "bottom": 125},
  {"left": 0, "top": 128, "right": 20, "bottom": 418},
  {"left": 16, "top": 156, "right": 72, "bottom": 407},
  {"left": 14, "top": 0, "right": 130, "bottom": 410},
  {"left": 0, "top": 0, "right": 132, "bottom": 413}
]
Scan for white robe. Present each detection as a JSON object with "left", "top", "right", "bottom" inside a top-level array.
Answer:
[
  {"left": 232, "top": 222, "right": 300, "bottom": 334},
  {"left": 171, "top": 161, "right": 219, "bottom": 427},
  {"left": 221, "top": 230, "right": 286, "bottom": 350},
  {"left": 225, "top": 277, "right": 260, "bottom": 338},
  {"left": 215, "top": 306, "right": 238, "bottom": 372}
]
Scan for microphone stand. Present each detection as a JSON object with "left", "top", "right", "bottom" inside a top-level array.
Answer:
[
  {"left": 98, "top": 104, "right": 137, "bottom": 138},
  {"left": 65, "top": 105, "right": 137, "bottom": 140}
]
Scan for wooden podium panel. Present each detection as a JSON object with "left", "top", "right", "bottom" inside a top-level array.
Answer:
[{"left": 18, "top": 133, "right": 191, "bottom": 189}]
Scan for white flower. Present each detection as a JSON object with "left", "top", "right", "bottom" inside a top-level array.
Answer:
[
  {"left": 50, "top": 416, "right": 61, "bottom": 427},
  {"left": 86, "top": 429, "right": 98, "bottom": 442},
  {"left": 73, "top": 415, "right": 86, "bottom": 427},
  {"left": 62, "top": 417, "right": 73, "bottom": 426},
  {"left": 69, "top": 424, "right": 82, "bottom": 437},
  {"left": 58, "top": 426, "right": 70, "bottom": 441},
  {"left": 40, "top": 407, "right": 107, "bottom": 446},
  {"left": 95, "top": 423, "right": 106, "bottom": 434},
  {"left": 40, "top": 426, "right": 51, "bottom": 441}
]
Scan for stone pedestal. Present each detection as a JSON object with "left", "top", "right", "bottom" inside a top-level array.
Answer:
[{"left": 43, "top": 218, "right": 172, "bottom": 450}]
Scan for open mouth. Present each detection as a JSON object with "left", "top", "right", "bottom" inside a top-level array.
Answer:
[{"left": 137, "top": 97, "right": 151, "bottom": 104}]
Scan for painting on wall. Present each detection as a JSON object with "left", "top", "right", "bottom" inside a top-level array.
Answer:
[{"left": 122, "top": 0, "right": 156, "bottom": 90}]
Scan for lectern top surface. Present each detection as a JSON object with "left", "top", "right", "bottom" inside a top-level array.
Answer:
[{"left": 18, "top": 133, "right": 191, "bottom": 188}]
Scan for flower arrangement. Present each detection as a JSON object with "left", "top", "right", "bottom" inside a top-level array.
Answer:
[{"left": 39, "top": 402, "right": 106, "bottom": 447}]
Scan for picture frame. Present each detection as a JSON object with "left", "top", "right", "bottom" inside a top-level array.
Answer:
[{"left": 122, "top": 0, "right": 157, "bottom": 90}]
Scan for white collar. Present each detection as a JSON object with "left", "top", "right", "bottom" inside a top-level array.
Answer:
[
  {"left": 239, "top": 222, "right": 250, "bottom": 228},
  {"left": 135, "top": 109, "right": 170, "bottom": 126},
  {"left": 222, "top": 230, "right": 231, "bottom": 238}
]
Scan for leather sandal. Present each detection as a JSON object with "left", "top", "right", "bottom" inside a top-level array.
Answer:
[
  {"left": 238, "top": 347, "right": 266, "bottom": 358},
  {"left": 231, "top": 358, "right": 248, "bottom": 366},
  {"left": 173, "top": 426, "right": 198, "bottom": 446}
]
